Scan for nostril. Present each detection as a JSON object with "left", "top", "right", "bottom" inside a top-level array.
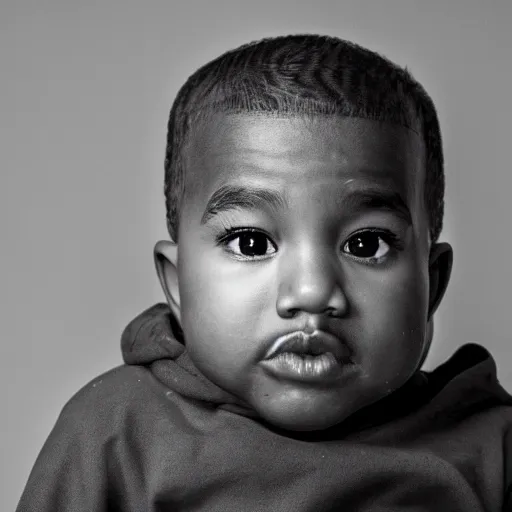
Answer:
[
  {"left": 326, "top": 306, "right": 343, "bottom": 318},
  {"left": 285, "top": 308, "right": 300, "bottom": 318}
]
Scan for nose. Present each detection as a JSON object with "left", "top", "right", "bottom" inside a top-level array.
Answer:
[{"left": 276, "top": 247, "right": 348, "bottom": 319}]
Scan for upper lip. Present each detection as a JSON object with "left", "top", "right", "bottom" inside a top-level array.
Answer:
[{"left": 263, "top": 330, "right": 351, "bottom": 362}]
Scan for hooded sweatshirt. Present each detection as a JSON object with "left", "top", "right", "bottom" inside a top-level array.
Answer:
[{"left": 17, "top": 304, "right": 512, "bottom": 511}]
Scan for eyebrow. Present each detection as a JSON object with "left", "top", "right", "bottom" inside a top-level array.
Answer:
[
  {"left": 200, "top": 184, "right": 412, "bottom": 225},
  {"left": 342, "top": 188, "right": 412, "bottom": 224},
  {"left": 201, "top": 184, "right": 287, "bottom": 224}
]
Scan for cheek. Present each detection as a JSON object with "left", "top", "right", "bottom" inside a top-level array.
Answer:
[
  {"left": 375, "top": 266, "right": 428, "bottom": 326},
  {"left": 177, "top": 248, "right": 272, "bottom": 375},
  {"left": 181, "top": 248, "right": 272, "bottom": 322},
  {"left": 353, "top": 259, "right": 430, "bottom": 378}
]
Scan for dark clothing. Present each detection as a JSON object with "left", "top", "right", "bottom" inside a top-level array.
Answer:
[{"left": 17, "top": 304, "right": 512, "bottom": 511}]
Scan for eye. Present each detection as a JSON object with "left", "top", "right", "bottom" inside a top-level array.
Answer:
[
  {"left": 343, "top": 231, "right": 394, "bottom": 262},
  {"left": 223, "top": 230, "right": 277, "bottom": 259}
]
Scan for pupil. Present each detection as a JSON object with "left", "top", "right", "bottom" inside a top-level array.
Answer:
[
  {"left": 348, "top": 233, "right": 379, "bottom": 257},
  {"left": 240, "top": 233, "right": 267, "bottom": 256}
]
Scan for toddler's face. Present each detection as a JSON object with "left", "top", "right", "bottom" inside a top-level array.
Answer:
[{"left": 157, "top": 113, "right": 451, "bottom": 431}]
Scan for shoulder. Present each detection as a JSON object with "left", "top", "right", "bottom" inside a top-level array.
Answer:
[
  {"left": 56, "top": 365, "right": 173, "bottom": 438},
  {"left": 426, "top": 343, "right": 512, "bottom": 410},
  {"left": 17, "top": 366, "right": 179, "bottom": 511},
  {"left": 414, "top": 344, "right": 512, "bottom": 456}
]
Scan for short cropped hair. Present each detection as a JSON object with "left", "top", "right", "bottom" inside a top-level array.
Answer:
[{"left": 164, "top": 34, "right": 444, "bottom": 243}]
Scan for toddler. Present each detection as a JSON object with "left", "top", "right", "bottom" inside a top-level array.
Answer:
[{"left": 17, "top": 34, "right": 512, "bottom": 511}]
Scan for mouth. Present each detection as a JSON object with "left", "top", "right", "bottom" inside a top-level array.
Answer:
[{"left": 260, "top": 330, "right": 353, "bottom": 384}]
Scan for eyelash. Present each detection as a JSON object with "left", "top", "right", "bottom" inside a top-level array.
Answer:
[
  {"left": 215, "top": 227, "right": 275, "bottom": 261},
  {"left": 215, "top": 226, "right": 404, "bottom": 264}
]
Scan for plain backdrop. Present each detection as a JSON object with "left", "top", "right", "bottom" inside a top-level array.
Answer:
[{"left": 2, "top": 0, "right": 511, "bottom": 509}]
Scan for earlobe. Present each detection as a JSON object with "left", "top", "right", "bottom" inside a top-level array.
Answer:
[
  {"left": 427, "top": 242, "right": 453, "bottom": 319},
  {"left": 154, "top": 240, "right": 181, "bottom": 323}
]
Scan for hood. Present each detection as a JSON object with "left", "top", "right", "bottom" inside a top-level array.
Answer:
[
  {"left": 121, "top": 303, "right": 511, "bottom": 436},
  {"left": 121, "top": 303, "right": 254, "bottom": 416}
]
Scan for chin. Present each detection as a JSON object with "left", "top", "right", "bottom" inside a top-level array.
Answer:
[
  {"left": 263, "top": 410, "right": 348, "bottom": 432},
  {"left": 255, "top": 398, "right": 356, "bottom": 432}
]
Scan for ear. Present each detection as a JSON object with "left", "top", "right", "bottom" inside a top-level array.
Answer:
[
  {"left": 427, "top": 242, "right": 453, "bottom": 319},
  {"left": 154, "top": 240, "right": 181, "bottom": 323}
]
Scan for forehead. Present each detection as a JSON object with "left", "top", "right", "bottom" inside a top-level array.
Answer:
[{"left": 185, "top": 113, "right": 425, "bottom": 213}]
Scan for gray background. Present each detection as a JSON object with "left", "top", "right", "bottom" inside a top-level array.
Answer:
[{"left": 2, "top": 0, "right": 511, "bottom": 509}]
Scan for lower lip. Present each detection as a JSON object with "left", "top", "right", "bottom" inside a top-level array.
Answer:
[{"left": 260, "top": 352, "right": 350, "bottom": 383}]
